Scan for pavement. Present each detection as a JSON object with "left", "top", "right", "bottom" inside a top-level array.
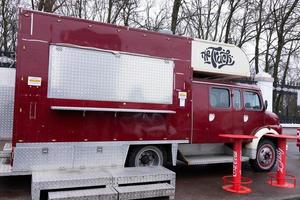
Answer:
[
  {"left": 284, "top": 127, "right": 299, "bottom": 135},
  {"left": 173, "top": 142, "right": 300, "bottom": 200}
]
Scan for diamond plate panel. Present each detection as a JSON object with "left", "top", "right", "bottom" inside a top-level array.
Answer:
[
  {"left": 48, "top": 45, "right": 174, "bottom": 104},
  {"left": 32, "top": 168, "right": 113, "bottom": 200},
  {"left": 13, "top": 142, "right": 130, "bottom": 172},
  {"left": 116, "top": 183, "right": 175, "bottom": 200},
  {"left": 73, "top": 144, "right": 129, "bottom": 168},
  {"left": 0, "top": 68, "right": 15, "bottom": 139},
  {"left": 48, "top": 187, "right": 118, "bottom": 200},
  {"left": 107, "top": 166, "right": 176, "bottom": 187},
  {"left": 13, "top": 146, "right": 74, "bottom": 171}
]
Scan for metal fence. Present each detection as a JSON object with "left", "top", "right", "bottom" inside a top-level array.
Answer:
[
  {"left": 273, "top": 82, "right": 300, "bottom": 124},
  {"left": 279, "top": 116, "right": 300, "bottom": 124}
]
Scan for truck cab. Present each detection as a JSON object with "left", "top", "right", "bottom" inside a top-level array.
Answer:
[
  {"left": 192, "top": 80, "right": 281, "bottom": 144},
  {"left": 185, "top": 80, "right": 281, "bottom": 171}
]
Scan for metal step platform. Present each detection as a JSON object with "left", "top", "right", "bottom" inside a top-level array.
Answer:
[
  {"left": 115, "top": 183, "right": 175, "bottom": 200},
  {"left": 107, "top": 166, "right": 176, "bottom": 187},
  {"left": 32, "top": 166, "right": 176, "bottom": 200},
  {"left": 48, "top": 187, "right": 118, "bottom": 200},
  {"left": 184, "top": 154, "right": 249, "bottom": 165},
  {"left": 32, "top": 168, "right": 113, "bottom": 200}
]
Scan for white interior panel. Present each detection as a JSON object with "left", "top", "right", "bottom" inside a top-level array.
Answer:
[{"left": 48, "top": 45, "right": 174, "bottom": 104}]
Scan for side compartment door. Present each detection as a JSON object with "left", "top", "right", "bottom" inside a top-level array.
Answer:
[
  {"left": 192, "top": 83, "right": 209, "bottom": 143},
  {"left": 208, "top": 87, "right": 232, "bottom": 142},
  {"left": 243, "top": 90, "right": 264, "bottom": 134}
]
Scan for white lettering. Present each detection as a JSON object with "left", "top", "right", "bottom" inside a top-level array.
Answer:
[
  {"left": 277, "top": 148, "right": 284, "bottom": 173},
  {"left": 233, "top": 151, "right": 238, "bottom": 177}
]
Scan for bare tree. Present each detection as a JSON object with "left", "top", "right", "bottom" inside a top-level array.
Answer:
[
  {"left": 34, "top": 0, "right": 66, "bottom": 12},
  {"left": 224, "top": 0, "right": 240, "bottom": 43},
  {"left": 254, "top": 0, "right": 264, "bottom": 73},
  {"left": 1, "top": 0, "right": 8, "bottom": 52},
  {"left": 272, "top": 0, "right": 300, "bottom": 85},
  {"left": 211, "top": 0, "right": 225, "bottom": 41},
  {"left": 171, "top": 0, "right": 181, "bottom": 34},
  {"left": 132, "top": 0, "right": 170, "bottom": 31},
  {"left": 0, "top": 0, "right": 19, "bottom": 53}
]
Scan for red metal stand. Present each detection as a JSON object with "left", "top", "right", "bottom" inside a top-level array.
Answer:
[
  {"left": 265, "top": 134, "right": 300, "bottom": 188},
  {"left": 219, "top": 134, "right": 257, "bottom": 194}
]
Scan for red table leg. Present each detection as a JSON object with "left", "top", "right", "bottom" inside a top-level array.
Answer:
[
  {"left": 267, "top": 138, "right": 296, "bottom": 188},
  {"left": 222, "top": 139, "right": 252, "bottom": 194}
]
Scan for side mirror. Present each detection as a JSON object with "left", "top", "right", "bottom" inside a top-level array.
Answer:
[{"left": 264, "top": 100, "right": 268, "bottom": 111}]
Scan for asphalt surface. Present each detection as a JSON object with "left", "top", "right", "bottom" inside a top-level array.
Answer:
[{"left": 173, "top": 142, "right": 300, "bottom": 200}]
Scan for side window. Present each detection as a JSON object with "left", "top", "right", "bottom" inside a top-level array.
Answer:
[
  {"left": 210, "top": 88, "right": 230, "bottom": 108},
  {"left": 244, "top": 91, "right": 262, "bottom": 110},
  {"left": 233, "top": 89, "right": 242, "bottom": 110}
]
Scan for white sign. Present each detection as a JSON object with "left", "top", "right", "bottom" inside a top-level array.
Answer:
[
  {"left": 178, "top": 92, "right": 187, "bottom": 107},
  {"left": 178, "top": 92, "right": 187, "bottom": 99},
  {"left": 28, "top": 76, "right": 42, "bottom": 86},
  {"left": 191, "top": 39, "right": 250, "bottom": 77}
]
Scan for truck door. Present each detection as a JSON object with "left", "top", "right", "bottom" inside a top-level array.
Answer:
[
  {"left": 192, "top": 83, "right": 209, "bottom": 143},
  {"left": 208, "top": 87, "right": 232, "bottom": 142},
  {"left": 242, "top": 90, "right": 264, "bottom": 135},
  {"left": 231, "top": 89, "right": 244, "bottom": 134}
]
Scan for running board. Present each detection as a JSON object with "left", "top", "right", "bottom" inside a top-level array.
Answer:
[{"left": 184, "top": 154, "right": 249, "bottom": 165}]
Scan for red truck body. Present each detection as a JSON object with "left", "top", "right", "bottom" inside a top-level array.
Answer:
[
  {"left": 13, "top": 10, "right": 192, "bottom": 145},
  {"left": 13, "top": 10, "right": 281, "bottom": 146}
]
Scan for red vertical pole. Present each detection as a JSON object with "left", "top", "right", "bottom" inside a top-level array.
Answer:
[
  {"left": 276, "top": 138, "right": 286, "bottom": 185},
  {"left": 232, "top": 139, "right": 242, "bottom": 191},
  {"left": 221, "top": 134, "right": 254, "bottom": 194},
  {"left": 266, "top": 134, "right": 297, "bottom": 188}
]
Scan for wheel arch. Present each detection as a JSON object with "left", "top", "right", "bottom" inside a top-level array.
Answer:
[
  {"left": 125, "top": 143, "right": 177, "bottom": 166},
  {"left": 244, "top": 128, "right": 279, "bottom": 159}
]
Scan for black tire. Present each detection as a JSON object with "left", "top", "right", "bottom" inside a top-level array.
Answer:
[
  {"left": 250, "top": 139, "right": 276, "bottom": 172},
  {"left": 126, "top": 145, "right": 167, "bottom": 167}
]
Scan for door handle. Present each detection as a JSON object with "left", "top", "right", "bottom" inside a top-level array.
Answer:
[
  {"left": 243, "top": 115, "right": 249, "bottom": 122},
  {"left": 209, "top": 113, "right": 215, "bottom": 122}
]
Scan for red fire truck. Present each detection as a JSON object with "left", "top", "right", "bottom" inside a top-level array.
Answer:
[{"left": 0, "top": 9, "right": 281, "bottom": 175}]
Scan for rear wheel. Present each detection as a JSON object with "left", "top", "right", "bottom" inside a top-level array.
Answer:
[
  {"left": 250, "top": 139, "right": 276, "bottom": 172},
  {"left": 126, "top": 145, "right": 166, "bottom": 167}
]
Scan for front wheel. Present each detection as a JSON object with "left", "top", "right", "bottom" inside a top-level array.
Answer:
[
  {"left": 250, "top": 139, "right": 276, "bottom": 172},
  {"left": 126, "top": 145, "right": 166, "bottom": 167}
]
